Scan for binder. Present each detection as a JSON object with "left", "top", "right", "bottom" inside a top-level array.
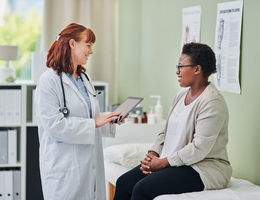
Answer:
[
  {"left": 13, "top": 170, "right": 21, "bottom": 200},
  {"left": 12, "top": 90, "right": 22, "bottom": 125},
  {"left": 4, "top": 170, "right": 13, "bottom": 200},
  {"left": 0, "top": 90, "right": 5, "bottom": 125},
  {"left": 0, "top": 171, "right": 5, "bottom": 200},
  {"left": 8, "top": 129, "right": 17, "bottom": 164},
  {"left": 0, "top": 130, "right": 8, "bottom": 164},
  {"left": 4, "top": 90, "right": 13, "bottom": 125},
  {"left": 32, "top": 89, "right": 37, "bottom": 124}
]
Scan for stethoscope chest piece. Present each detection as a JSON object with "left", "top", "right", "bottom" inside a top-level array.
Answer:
[{"left": 61, "top": 107, "right": 70, "bottom": 117}]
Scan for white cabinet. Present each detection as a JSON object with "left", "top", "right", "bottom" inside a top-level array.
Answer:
[
  {"left": 0, "top": 81, "right": 108, "bottom": 200},
  {"left": 0, "top": 82, "right": 37, "bottom": 200}
]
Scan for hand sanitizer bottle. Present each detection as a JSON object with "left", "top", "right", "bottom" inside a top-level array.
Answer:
[
  {"left": 150, "top": 95, "right": 163, "bottom": 123},
  {"left": 148, "top": 106, "right": 156, "bottom": 124},
  {"left": 136, "top": 110, "right": 142, "bottom": 123}
]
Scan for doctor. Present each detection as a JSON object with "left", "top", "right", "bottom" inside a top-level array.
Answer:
[{"left": 35, "top": 23, "right": 121, "bottom": 200}]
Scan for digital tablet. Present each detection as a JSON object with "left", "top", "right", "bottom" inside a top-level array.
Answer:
[{"left": 111, "top": 97, "right": 144, "bottom": 123}]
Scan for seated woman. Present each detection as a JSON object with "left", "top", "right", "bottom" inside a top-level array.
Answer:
[{"left": 113, "top": 42, "right": 232, "bottom": 200}]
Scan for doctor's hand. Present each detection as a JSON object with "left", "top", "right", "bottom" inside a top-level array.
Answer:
[
  {"left": 116, "top": 114, "right": 129, "bottom": 125},
  {"left": 95, "top": 112, "right": 120, "bottom": 128}
]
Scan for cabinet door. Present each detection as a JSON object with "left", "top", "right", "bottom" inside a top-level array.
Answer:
[{"left": 26, "top": 127, "right": 43, "bottom": 200}]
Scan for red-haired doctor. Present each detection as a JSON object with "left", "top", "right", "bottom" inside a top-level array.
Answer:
[{"left": 35, "top": 23, "right": 122, "bottom": 200}]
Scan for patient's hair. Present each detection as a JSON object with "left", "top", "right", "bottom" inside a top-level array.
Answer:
[
  {"left": 46, "top": 22, "right": 96, "bottom": 75},
  {"left": 182, "top": 43, "right": 216, "bottom": 78}
]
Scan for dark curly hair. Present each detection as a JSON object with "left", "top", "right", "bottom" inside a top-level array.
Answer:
[{"left": 182, "top": 43, "right": 216, "bottom": 78}]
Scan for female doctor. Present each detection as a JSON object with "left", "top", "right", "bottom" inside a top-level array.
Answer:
[{"left": 35, "top": 23, "right": 121, "bottom": 200}]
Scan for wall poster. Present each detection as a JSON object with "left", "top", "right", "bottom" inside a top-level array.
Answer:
[
  {"left": 181, "top": 6, "right": 201, "bottom": 47},
  {"left": 214, "top": 0, "right": 243, "bottom": 94}
]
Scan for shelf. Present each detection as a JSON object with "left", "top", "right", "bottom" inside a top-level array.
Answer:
[
  {"left": 0, "top": 124, "right": 22, "bottom": 127},
  {"left": 0, "top": 80, "right": 35, "bottom": 86},
  {"left": 26, "top": 122, "right": 37, "bottom": 127},
  {"left": 0, "top": 83, "right": 35, "bottom": 200},
  {"left": 0, "top": 81, "right": 108, "bottom": 200},
  {"left": 0, "top": 163, "right": 22, "bottom": 168}
]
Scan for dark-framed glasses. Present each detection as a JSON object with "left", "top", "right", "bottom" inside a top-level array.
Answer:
[{"left": 176, "top": 64, "right": 197, "bottom": 73}]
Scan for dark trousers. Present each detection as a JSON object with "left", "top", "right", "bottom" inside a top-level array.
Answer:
[{"left": 113, "top": 164, "right": 204, "bottom": 200}]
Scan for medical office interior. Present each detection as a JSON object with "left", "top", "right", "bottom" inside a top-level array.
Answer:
[{"left": 0, "top": 0, "right": 260, "bottom": 199}]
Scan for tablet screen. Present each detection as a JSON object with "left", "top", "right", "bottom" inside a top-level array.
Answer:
[{"left": 112, "top": 97, "right": 143, "bottom": 123}]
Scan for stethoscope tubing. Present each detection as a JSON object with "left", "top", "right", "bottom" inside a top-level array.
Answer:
[
  {"left": 79, "top": 72, "right": 98, "bottom": 97},
  {"left": 59, "top": 69, "right": 98, "bottom": 117}
]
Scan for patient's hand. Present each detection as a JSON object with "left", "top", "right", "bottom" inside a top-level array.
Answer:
[
  {"left": 140, "top": 151, "right": 158, "bottom": 175},
  {"left": 140, "top": 153, "right": 170, "bottom": 174},
  {"left": 140, "top": 156, "right": 153, "bottom": 175}
]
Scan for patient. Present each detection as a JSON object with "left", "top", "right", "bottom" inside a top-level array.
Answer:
[{"left": 113, "top": 43, "right": 232, "bottom": 200}]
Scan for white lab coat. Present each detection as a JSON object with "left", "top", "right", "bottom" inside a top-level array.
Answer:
[{"left": 35, "top": 68, "right": 115, "bottom": 200}]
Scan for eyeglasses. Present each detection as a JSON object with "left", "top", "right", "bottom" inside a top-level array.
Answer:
[{"left": 176, "top": 64, "right": 197, "bottom": 73}]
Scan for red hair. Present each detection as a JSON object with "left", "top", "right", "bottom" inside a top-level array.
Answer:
[{"left": 46, "top": 23, "right": 96, "bottom": 75}]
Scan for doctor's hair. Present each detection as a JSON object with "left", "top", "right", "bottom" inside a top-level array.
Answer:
[
  {"left": 182, "top": 43, "right": 216, "bottom": 78},
  {"left": 46, "top": 22, "right": 96, "bottom": 75}
]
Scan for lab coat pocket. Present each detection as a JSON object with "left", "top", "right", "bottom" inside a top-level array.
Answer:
[{"left": 44, "top": 143, "right": 78, "bottom": 174}]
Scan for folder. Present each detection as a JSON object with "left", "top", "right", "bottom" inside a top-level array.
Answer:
[
  {"left": 0, "top": 171, "right": 5, "bottom": 200},
  {"left": 4, "top": 90, "right": 13, "bottom": 125},
  {"left": 0, "top": 90, "right": 5, "bottom": 125},
  {"left": 0, "top": 130, "right": 8, "bottom": 164},
  {"left": 8, "top": 129, "right": 17, "bottom": 164},
  {"left": 4, "top": 170, "right": 13, "bottom": 200},
  {"left": 32, "top": 89, "right": 37, "bottom": 124},
  {"left": 13, "top": 170, "right": 21, "bottom": 200},
  {"left": 12, "top": 90, "right": 22, "bottom": 125}
]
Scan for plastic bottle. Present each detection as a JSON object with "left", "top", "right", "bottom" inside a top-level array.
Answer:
[
  {"left": 148, "top": 106, "right": 155, "bottom": 124},
  {"left": 126, "top": 112, "right": 135, "bottom": 124},
  {"left": 150, "top": 95, "right": 163, "bottom": 123},
  {"left": 141, "top": 112, "right": 147, "bottom": 123}
]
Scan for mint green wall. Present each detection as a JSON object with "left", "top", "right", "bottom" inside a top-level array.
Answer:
[{"left": 116, "top": 0, "right": 260, "bottom": 185}]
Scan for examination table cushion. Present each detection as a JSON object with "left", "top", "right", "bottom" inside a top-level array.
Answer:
[
  {"left": 104, "top": 160, "right": 260, "bottom": 200},
  {"left": 154, "top": 177, "right": 260, "bottom": 200}
]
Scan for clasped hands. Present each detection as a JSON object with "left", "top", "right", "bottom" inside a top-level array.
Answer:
[{"left": 140, "top": 151, "right": 170, "bottom": 175}]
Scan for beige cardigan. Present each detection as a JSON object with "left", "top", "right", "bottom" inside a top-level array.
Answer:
[{"left": 150, "top": 83, "right": 232, "bottom": 190}]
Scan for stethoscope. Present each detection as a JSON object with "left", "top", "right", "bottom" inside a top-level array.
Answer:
[{"left": 59, "top": 68, "right": 100, "bottom": 117}]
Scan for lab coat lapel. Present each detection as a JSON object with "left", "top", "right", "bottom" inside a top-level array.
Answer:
[
  {"left": 61, "top": 72, "right": 92, "bottom": 115},
  {"left": 80, "top": 72, "right": 97, "bottom": 118}
]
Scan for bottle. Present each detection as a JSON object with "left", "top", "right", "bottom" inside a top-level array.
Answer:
[
  {"left": 141, "top": 112, "right": 147, "bottom": 123},
  {"left": 150, "top": 95, "right": 163, "bottom": 123},
  {"left": 148, "top": 106, "right": 155, "bottom": 124},
  {"left": 134, "top": 117, "right": 138, "bottom": 124},
  {"left": 136, "top": 110, "right": 142, "bottom": 123},
  {"left": 127, "top": 112, "right": 135, "bottom": 124}
]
